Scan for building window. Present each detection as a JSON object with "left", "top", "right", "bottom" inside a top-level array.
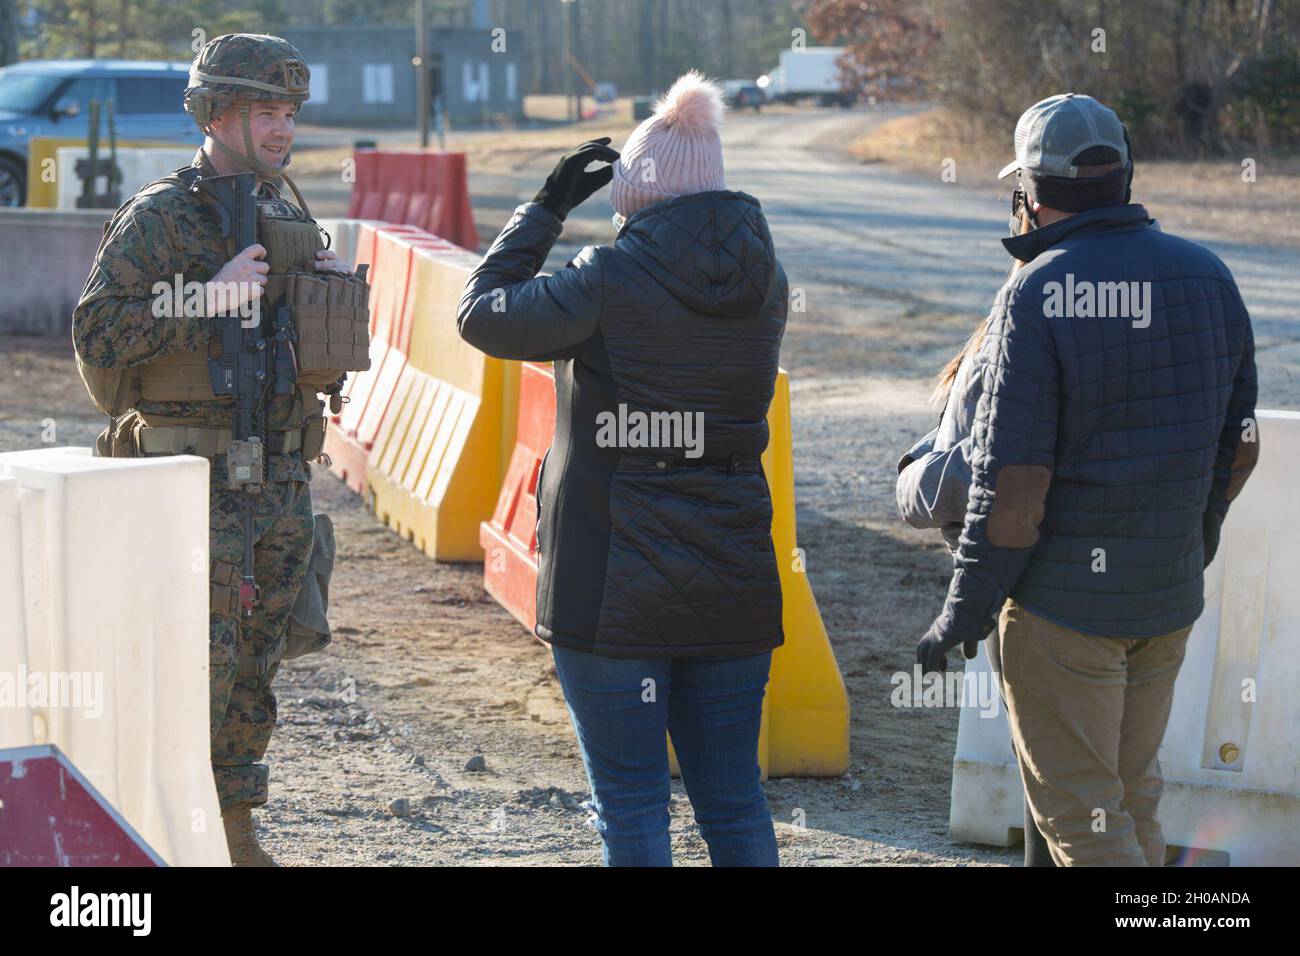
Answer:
[
  {"left": 462, "top": 61, "right": 478, "bottom": 103},
  {"left": 506, "top": 62, "right": 518, "bottom": 102},
  {"left": 308, "top": 64, "right": 329, "bottom": 105},
  {"left": 362, "top": 63, "right": 395, "bottom": 104}
]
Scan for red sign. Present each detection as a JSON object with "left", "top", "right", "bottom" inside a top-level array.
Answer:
[{"left": 0, "top": 745, "right": 164, "bottom": 867}]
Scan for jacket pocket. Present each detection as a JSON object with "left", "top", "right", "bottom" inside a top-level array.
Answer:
[{"left": 1045, "top": 626, "right": 1127, "bottom": 683}]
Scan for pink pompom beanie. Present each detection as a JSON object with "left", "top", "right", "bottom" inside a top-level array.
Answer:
[{"left": 610, "top": 70, "right": 727, "bottom": 219}]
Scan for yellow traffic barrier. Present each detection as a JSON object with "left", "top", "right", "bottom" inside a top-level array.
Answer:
[
  {"left": 761, "top": 371, "right": 850, "bottom": 776},
  {"left": 25, "top": 137, "right": 181, "bottom": 208},
  {"left": 668, "top": 369, "right": 850, "bottom": 779},
  {"left": 365, "top": 242, "right": 520, "bottom": 561}
]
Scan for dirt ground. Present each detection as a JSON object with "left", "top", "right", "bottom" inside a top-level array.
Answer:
[
  {"left": 0, "top": 335, "right": 1016, "bottom": 866},
  {"left": 5, "top": 103, "right": 1296, "bottom": 867}
]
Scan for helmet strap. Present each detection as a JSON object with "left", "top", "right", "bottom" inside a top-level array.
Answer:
[{"left": 204, "top": 101, "right": 290, "bottom": 181}]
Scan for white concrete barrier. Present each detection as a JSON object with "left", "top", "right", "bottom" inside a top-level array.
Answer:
[
  {"left": 0, "top": 446, "right": 228, "bottom": 866},
  {"left": 0, "top": 208, "right": 108, "bottom": 335},
  {"left": 949, "top": 409, "right": 1300, "bottom": 866},
  {"left": 0, "top": 477, "right": 32, "bottom": 748},
  {"left": 317, "top": 217, "right": 383, "bottom": 271},
  {"left": 55, "top": 147, "right": 196, "bottom": 210}
]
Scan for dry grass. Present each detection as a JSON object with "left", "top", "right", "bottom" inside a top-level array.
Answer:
[
  {"left": 849, "top": 109, "right": 1007, "bottom": 184},
  {"left": 849, "top": 109, "right": 1300, "bottom": 247}
]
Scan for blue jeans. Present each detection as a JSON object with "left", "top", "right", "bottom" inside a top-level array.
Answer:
[{"left": 551, "top": 646, "right": 779, "bottom": 867}]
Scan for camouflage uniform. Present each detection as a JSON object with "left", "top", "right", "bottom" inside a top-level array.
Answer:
[{"left": 71, "top": 36, "right": 316, "bottom": 815}]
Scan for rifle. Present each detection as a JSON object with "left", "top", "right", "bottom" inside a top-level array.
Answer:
[{"left": 192, "top": 171, "right": 298, "bottom": 614}]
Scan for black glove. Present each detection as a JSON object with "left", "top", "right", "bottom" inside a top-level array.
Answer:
[
  {"left": 916, "top": 632, "right": 980, "bottom": 675},
  {"left": 533, "top": 138, "right": 620, "bottom": 221}
]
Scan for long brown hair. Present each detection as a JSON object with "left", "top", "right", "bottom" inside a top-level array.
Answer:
[
  {"left": 931, "top": 317, "right": 990, "bottom": 408},
  {"left": 931, "top": 209, "right": 1031, "bottom": 407}
]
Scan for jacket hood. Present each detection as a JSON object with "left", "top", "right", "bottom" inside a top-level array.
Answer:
[{"left": 615, "top": 189, "right": 778, "bottom": 317}]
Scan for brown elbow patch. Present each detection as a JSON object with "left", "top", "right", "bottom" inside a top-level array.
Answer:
[
  {"left": 987, "top": 464, "right": 1052, "bottom": 548},
  {"left": 1226, "top": 434, "right": 1260, "bottom": 502}
]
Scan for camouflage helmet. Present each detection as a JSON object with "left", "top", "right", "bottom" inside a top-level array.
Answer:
[{"left": 184, "top": 33, "right": 310, "bottom": 128}]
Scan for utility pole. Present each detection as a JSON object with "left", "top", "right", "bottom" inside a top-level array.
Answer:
[
  {"left": 415, "top": 0, "right": 429, "bottom": 147},
  {"left": 562, "top": 0, "right": 575, "bottom": 122}
]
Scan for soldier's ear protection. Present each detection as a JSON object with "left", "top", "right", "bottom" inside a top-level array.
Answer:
[{"left": 186, "top": 88, "right": 214, "bottom": 128}]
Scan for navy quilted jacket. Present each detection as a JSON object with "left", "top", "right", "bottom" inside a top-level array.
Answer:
[
  {"left": 928, "top": 203, "right": 1258, "bottom": 649},
  {"left": 458, "top": 192, "right": 787, "bottom": 658}
]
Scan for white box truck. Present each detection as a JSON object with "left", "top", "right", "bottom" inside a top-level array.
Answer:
[{"left": 760, "top": 47, "right": 853, "bottom": 107}]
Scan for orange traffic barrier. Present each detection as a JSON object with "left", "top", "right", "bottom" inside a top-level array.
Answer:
[
  {"left": 379, "top": 152, "right": 424, "bottom": 225},
  {"left": 324, "top": 224, "right": 426, "bottom": 493},
  {"left": 346, "top": 151, "right": 386, "bottom": 221},
  {"left": 480, "top": 362, "right": 556, "bottom": 626},
  {"left": 345, "top": 150, "right": 478, "bottom": 252},
  {"left": 364, "top": 240, "right": 520, "bottom": 560},
  {"left": 424, "top": 152, "right": 477, "bottom": 251},
  {"left": 316, "top": 218, "right": 523, "bottom": 560}
]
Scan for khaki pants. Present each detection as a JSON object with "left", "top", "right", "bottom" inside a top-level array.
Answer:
[{"left": 990, "top": 598, "right": 1191, "bottom": 866}]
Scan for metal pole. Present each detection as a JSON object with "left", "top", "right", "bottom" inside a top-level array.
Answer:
[
  {"left": 415, "top": 0, "right": 429, "bottom": 148},
  {"left": 562, "top": 0, "right": 573, "bottom": 122},
  {"left": 82, "top": 100, "right": 99, "bottom": 207},
  {"left": 571, "top": 0, "right": 581, "bottom": 121}
]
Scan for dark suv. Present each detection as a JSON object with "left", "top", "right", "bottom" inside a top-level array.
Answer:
[
  {"left": 0, "top": 60, "right": 202, "bottom": 206},
  {"left": 723, "top": 79, "right": 765, "bottom": 112}
]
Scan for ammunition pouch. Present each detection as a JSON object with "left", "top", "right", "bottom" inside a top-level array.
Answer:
[
  {"left": 93, "top": 409, "right": 147, "bottom": 458},
  {"left": 211, "top": 559, "right": 241, "bottom": 622},
  {"left": 263, "top": 270, "right": 371, "bottom": 390},
  {"left": 300, "top": 394, "right": 328, "bottom": 462},
  {"left": 260, "top": 201, "right": 371, "bottom": 389},
  {"left": 237, "top": 512, "right": 335, "bottom": 677},
  {"left": 285, "top": 513, "right": 335, "bottom": 661}
]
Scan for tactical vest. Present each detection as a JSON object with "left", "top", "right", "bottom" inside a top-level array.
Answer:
[{"left": 78, "top": 166, "right": 371, "bottom": 419}]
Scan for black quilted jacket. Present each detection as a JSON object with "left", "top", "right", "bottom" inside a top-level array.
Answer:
[
  {"left": 458, "top": 192, "right": 788, "bottom": 658},
  {"left": 927, "top": 203, "right": 1258, "bottom": 650}
]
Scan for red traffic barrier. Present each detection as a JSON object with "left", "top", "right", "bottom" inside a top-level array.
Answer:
[
  {"left": 346, "top": 150, "right": 478, "bottom": 252},
  {"left": 379, "top": 152, "right": 425, "bottom": 225},
  {"left": 0, "top": 744, "right": 164, "bottom": 866},
  {"left": 423, "top": 152, "right": 478, "bottom": 252},
  {"left": 480, "top": 362, "right": 557, "bottom": 632},
  {"left": 347, "top": 150, "right": 386, "bottom": 221}
]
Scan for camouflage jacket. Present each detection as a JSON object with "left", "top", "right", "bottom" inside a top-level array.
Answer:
[{"left": 72, "top": 148, "right": 311, "bottom": 482}]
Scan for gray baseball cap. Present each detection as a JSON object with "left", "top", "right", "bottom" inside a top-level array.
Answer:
[{"left": 997, "top": 93, "right": 1129, "bottom": 179}]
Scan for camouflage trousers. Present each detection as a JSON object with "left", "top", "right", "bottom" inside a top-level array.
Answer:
[{"left": 209, "top": 470, "right": 314, "bottom": 812}]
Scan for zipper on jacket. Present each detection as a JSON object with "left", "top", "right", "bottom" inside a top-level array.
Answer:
[{"left": 534, "top": 446, "right": 550, "bottom": 556}]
